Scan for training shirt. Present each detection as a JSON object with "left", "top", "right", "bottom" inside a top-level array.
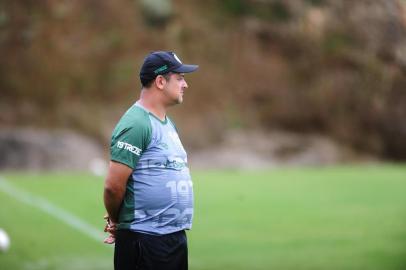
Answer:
[{"left": 110, "top": 102, "right": 193, "bottom": 235}]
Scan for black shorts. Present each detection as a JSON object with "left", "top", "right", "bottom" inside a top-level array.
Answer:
[{"left": 114, "top": 229, "right": 188, "bottom": 270}]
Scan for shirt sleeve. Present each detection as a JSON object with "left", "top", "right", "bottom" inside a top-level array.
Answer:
[{"left": 110, "top": 124, "right": 151, "bottom": 169}]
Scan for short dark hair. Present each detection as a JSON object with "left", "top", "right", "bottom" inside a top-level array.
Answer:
[{"left": 142, "top": 72, "right": 173, "bottom": 88}]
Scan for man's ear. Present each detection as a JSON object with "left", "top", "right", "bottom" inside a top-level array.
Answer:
[{"left": 155, "top": 75, "right": 166, "bottom": 90}]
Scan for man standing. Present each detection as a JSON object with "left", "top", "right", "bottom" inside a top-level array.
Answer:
[{"left": 103, "top": 51, "right": 198, "bottom": 270}]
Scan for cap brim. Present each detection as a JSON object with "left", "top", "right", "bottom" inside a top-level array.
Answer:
[{"left": 172, "top": 64, "right": 199, "bottom": 73}]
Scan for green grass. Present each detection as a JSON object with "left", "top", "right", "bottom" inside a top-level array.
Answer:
[
  {"left": 0, "top": 173, "right": 113, "bottom": 270},
  {"left": 1, "top": 165, "right": 406, "bottom": 270}
]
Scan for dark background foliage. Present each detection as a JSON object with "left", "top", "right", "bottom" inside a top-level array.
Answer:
[{"left": 1, "top": 0, "right": 406, "bottom": 159}]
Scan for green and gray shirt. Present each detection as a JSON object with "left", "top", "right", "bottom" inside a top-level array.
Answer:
[{"left": 110, "top": 102, "right": 193, "bottom": 235}]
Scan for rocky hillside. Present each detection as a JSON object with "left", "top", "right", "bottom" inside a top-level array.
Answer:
[{"left": 1, "top": 0, "right": 406, "bottom": 160}]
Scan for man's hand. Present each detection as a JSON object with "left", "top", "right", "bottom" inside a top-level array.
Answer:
[{"left": 103, "top": 214, "right": 117, "bottom": 244}]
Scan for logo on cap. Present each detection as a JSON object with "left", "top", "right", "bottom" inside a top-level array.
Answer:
[
  {"left": 173, "top": 53, "right": 182, "bottom": 64},
  {"left": 154, "top": 65, "right": 168, "bottom": 74}
]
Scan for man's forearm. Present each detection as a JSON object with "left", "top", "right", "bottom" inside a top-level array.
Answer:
[
  {"left": 103, "top": 161, "right": 132, "bottom": 224},
  {"left": 104, "top": 186, "right": 125, "bottom": 223}
]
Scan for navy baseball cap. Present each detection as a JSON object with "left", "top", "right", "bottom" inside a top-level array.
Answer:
[{"left": 140, "top": 51, "right": 199, "bottom": 86}]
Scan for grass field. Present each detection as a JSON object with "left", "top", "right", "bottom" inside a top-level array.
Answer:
[{"left": 0, "top": 165, "right": 406, "bottom": 270}]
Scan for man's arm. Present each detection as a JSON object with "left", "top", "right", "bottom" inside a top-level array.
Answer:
[{"left": 103, "top": 161, "right": 133, "bottom": 224}]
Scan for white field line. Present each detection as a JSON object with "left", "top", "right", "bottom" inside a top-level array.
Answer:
[{"left": 0, "top": 176, "right": 106, "bottom": 243}]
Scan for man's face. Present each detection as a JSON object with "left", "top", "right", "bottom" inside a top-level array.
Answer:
[{"left": 163, "top": 73, "right": 188, "bottom": 105}]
